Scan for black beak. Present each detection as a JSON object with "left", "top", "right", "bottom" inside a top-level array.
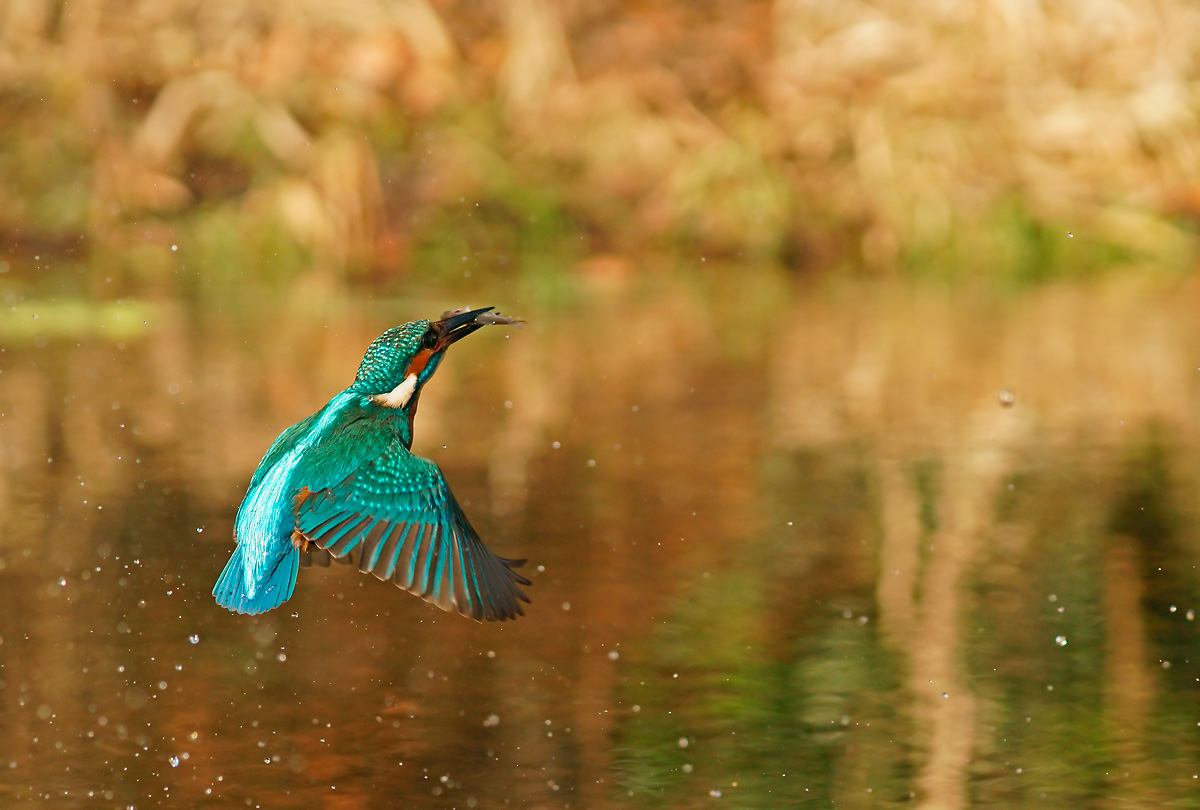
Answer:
[{"left": 432, "top": 306, "right": 497, "bottom": 351}]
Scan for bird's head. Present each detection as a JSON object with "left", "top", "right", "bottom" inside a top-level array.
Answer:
[{"left": 352, "top": 306, "right": 521, "bottom": 410}]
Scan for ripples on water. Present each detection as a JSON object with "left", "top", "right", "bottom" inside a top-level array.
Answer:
[{"left": 0, "top": 275, "right": 1198, "bottom": 807}]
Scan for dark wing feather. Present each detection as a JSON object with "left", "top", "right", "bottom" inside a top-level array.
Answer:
[{"left": 293, "top": 448, "right": 530, "bottom": 622}]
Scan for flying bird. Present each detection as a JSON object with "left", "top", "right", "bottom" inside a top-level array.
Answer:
[{"left": 213, "top": 307, "right": 530, "bottom": 621}]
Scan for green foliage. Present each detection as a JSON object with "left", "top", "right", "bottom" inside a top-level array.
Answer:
[
  {"left": 896, "top": 198, "right": 1193, "bottom": 287},
  {"left": 912, "top": 459, "right": 942, "bottom": 536},
  {"left": 0, "top": 298, "right": 155, "bottom": 342}
]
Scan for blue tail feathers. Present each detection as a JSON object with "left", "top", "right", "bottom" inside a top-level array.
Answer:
[{"left": 213, "top": 544, "right": 300, "bottom": 615}]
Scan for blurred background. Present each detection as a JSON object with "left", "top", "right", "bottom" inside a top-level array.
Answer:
[{"left": 2, "top": 1, "right": 1200, "bottom": 807}]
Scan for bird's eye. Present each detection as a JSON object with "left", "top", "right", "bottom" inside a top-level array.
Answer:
[{"left": 421, "top": 329, "right": 439, "bottom": 350}]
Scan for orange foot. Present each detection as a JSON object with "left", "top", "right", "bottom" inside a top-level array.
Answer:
[{"left": 291, "top": 530, "right": 314, "bottom": 553}]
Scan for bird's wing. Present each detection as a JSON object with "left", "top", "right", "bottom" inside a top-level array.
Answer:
[
  {"left": 292, "top": 444, "right": 530, "bottom": 622},
  {"left": 244, "top": 412, "right": 321, "bottom": 494}
]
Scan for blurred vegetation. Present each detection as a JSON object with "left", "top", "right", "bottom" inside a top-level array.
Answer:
[{"left": 3, "top": 0, "right": 1200, "bottom": 294}]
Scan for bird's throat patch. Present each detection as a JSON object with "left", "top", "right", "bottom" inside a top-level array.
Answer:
[
  {"left": 373, "top": 373, "right": 418, "bottom": 408},
  {"left": 405, "top": 348, "right": 435, "bottom": 378}
]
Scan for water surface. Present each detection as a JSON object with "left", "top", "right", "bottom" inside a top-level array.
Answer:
[{"left": 1, "top": 275, "right": 1198, "bottom": 808}]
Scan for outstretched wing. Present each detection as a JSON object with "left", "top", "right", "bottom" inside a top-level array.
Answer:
[{"left": 292, "top": 446, "right": 530, "bottom": 622}]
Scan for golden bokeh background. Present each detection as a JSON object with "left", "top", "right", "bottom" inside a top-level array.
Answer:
[{"left": 2, "top": 3, "right": 1200, "bottom": 808}]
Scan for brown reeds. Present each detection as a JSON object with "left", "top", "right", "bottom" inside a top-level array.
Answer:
[{"left": 1, "top": 0, "right": 1198, "bottom": 281}]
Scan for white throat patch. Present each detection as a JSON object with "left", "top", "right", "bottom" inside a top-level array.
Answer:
[{"left": 372, "top": 373, "right": 418, "bottom": 408}]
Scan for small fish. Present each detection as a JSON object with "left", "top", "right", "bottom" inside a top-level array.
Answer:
[{"left": 442, "top": 308, "right": 526, "bottom": 327}]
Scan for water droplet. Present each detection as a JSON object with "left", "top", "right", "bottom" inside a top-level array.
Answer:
[
  {"left": 678, "top": 737, "right": 689, "bottom": 748},
  {"left": 997, "top": 389, "right": 1015, "bottom": 407},
  {"left": 169, "top": 755, "right": 179, "bottom": 767},
  {"left": 188, "top": 634, "right": 199, "bottom": 645},
  {"left": 1055, "top": 635, "right": 1067, "bottom": 647}
]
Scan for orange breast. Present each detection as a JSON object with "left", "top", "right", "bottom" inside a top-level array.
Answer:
[{"left": 406, "top": 348, "right": 434, "bottom": 377}]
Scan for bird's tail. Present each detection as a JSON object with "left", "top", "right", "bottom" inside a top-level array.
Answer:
[{"left": 213, "top": 545, "right": 299, "bottom": 615}]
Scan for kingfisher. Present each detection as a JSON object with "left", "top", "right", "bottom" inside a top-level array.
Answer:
[{"left": 212, "top": 307, "right": 531, "bottom": 622}]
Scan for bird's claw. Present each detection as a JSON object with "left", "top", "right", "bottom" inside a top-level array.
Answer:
[{"left": 291, "top": 530, "right": 314, "bottom": 553}]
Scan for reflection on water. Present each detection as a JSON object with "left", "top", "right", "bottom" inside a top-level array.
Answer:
[{"left": 1, "top": 274, "right": 1199, "bottom": 807}]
